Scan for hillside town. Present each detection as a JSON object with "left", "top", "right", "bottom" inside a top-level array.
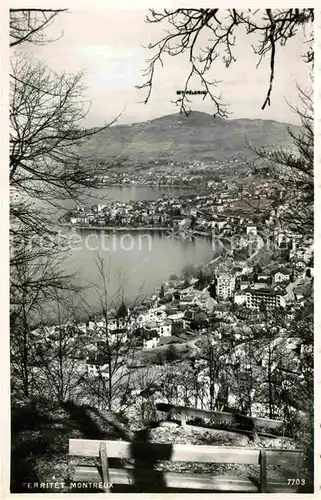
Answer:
[
  {"left": 9, "top": 6, "right": 314, "bottom": 495},
  {"left": 33, "top": 207, "right": 313, "bottom": 412},
  {"left": 93, "top": 157, "right": 242, "bottom": 187},
  {"left": 62, "top": 175, "right": 280, "bottom": 231},
  {"left": 54, "top": 172, "right": 313, "bottom": 383}
]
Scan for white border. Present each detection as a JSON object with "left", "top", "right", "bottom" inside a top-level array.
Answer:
[{"left": 1, "top": 1, "right": 320, "bottom": 499}]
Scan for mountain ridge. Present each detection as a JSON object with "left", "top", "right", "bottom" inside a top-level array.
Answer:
[
  {"left": 83, "top": 111, "right": 299, "bottom": 164},
  {"left": 93, "top": 111, "right": 297, "bottom": 129}
]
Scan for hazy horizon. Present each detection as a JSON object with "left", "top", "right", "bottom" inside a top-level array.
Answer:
[{"left": 105, "top": 109, "right": 301, "bottom": 128}]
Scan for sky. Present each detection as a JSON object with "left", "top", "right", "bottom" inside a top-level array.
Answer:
[{"left": 15, "top": 8, "right": 312, "bottom": 127}]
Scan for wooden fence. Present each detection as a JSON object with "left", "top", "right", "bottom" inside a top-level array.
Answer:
[
  {"left": 156, "top": 402, "right": 284, "bottom": 442},
  {"left": 69, "top": 438, "right": 304, "bottom": 493}
]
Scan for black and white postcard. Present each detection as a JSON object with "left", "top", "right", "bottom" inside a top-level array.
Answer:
[{"left": 3, "top": 1, "right": 318, "bottom": 496}]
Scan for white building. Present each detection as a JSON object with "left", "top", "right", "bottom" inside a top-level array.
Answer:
[
  {"left": 273, "top": 271, "right": 291, "bottom": 284},
  {"left": 240, "top": 281, "right": 251, "bottom": 291},
  {"left": 158, "top": 322, "right": 172, "bottom": 337},
  {"left": 92, "top": 204, "right": 107, "bottom": 213},
  {"left": 234, "top": 291, "right": 247, "bottom": 305},
  {"left": 135, "top": 307, "right": 167, "bottom": 328},
  {"left": 216, "top": 274, "right": 236, "bottom": 299},
  {"left": 145, "top": 320, "right": 172, "bottom": 337},
  {"left": 143, "top": 330, "right": 160, "bottom": 349},
  {"left": 245, "top": 288, "right": 286, "bottom": 310},
  {"left": 86, "top": 361, "right": 109, "bottom": 378}
]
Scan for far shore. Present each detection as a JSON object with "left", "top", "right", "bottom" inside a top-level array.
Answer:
[
  {"left": 59, "top": 223, "right": 212, "bottom": 237},
  {"left": 99, "top": 183, "right": 204, "bottom": 189}
]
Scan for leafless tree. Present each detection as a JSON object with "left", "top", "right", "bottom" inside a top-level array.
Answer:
[
  {"left": 232, "top": 302, "right": 313, "bottom": 426},
  {"left": 249, "top": 85, "right": 313, "bottom": 238},
  {"left": 10, "top": 8, "right": 67, "bottom": 47},
  {"left": 195, "top": 337, "right": 222, "bottom": 410},
  {"left": 9, "top": 54, "right": 118, "bottom": 358},
  {"left": 10, "top": 244, "right": 82, "bottom": 401},
  {"left": 80, "top": 256, "right": 145, "bottom": 412},
  {"left": 10, "top": 54, "right": 119, "bottom": 214},
  {"left": 10, "top": 7, "right": 120, "bottom": 264},
  {"left": 9, "top": 9, "right": 122, "bottom": 403},
  {"left": 24, "top": 293, "right": 87, "bottom": 404},
  {"left": 137, "top": 8, "right": 313, "bottom": 116}
]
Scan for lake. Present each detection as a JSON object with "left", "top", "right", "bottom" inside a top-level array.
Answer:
[
  {"left": 62, "top": 229, "right": 215, "bottom": 313},
  {"left": 56, "top": 186, "right": 215, "bottom": 314}
]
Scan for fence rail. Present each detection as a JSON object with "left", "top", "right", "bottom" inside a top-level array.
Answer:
[
  {"left": 156, "top": 402, "right": 284, "bottom": 441},
  {"left": 69, "top": 438, "right": 304, "bottom": 493}
]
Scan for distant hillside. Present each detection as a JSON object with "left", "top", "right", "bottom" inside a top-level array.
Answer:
[{"left": 82, "top": 111, "right": 299, "bottom": 164}]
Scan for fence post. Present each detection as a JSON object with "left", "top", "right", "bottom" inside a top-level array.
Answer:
[
  {"left": 252, "top": 419, "right": 259, "bottom": 443},
  {"left": 99, "top": 441, "right": 111, "bottom": 493},
  {"left": 259, "top": 449, "right": 267, "bottom": 493}
]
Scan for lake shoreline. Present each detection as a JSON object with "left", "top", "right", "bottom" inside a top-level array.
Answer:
[
  {"left": 60, "top": 223, "right": 212, "bottom": 238},
  {"left": 54, "top": 185, "right": 216, "bottom": 316},
  {"left": 100, "top": 183, "right": 202, "bottom": 189}
]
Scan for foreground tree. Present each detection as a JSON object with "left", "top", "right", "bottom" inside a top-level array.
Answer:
[
  {"left": 249, "top": 85, "right": 313, "bottom": 239},
  {"left": 80, "top": 257, "right": 145, "bottom": 412},
  {"left": 10, "top": 54, "right": 118, "bottom": 224},
  {"left": 10, "top": 249, "right": 80, "bottom": 400},
  {"left": 9, "top": 10, "right": 120, "bottom": 402},
  {"left": 20, "top": 293, "right": 88, "bottom": 403},
  {"left": 10, "top": 8, "right": 66, "bottom": 47},
  {"left": 10, "top": 7, "right": 119, "bottom": 270}
]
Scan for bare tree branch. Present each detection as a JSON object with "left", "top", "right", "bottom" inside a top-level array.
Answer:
[
  {"left": 10, "top": 8, "right": 67, "bottom": 47},
  {"left": 137, "top": 8, "right": 314, "bottom": 115}
]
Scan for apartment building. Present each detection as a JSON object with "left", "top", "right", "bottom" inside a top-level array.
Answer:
[
  {"left": 216, "top": 273, "right": 236, "bottom": 299},
  {"left": 245, "top": 288, "right": 286, "bottom": 310}
]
